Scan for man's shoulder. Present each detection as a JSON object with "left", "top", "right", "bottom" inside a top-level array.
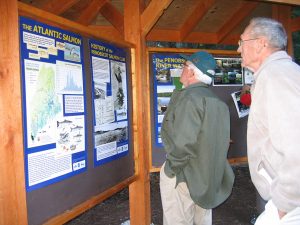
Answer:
[
  {"left": 184, "top": 85, "right": 214, "bottom": 97},
  {"left": 183, "top": 88, "right": 228, "bottom": 110},
  {"left": 262, "top": 58, "right": 300, "bottom": 80}
]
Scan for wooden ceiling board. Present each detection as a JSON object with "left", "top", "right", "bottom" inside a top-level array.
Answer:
[
  {"left": 230, "top": 2, "right": 273, "bottom": 34},
  {"left": 93, "top": 13, "right": 112, "bottom": 26},
  {"left": 262, "top": 0, "right": 300, "bottom": 6},
  {"left": 153, "top": 0, "right": 199, "bottom": 30},
  {"left": 179, "top": 0, "right": 216, "bottom": 40},
  {"left": 17, "top": 0, "right": 300, "bottom": 45},
  {"left": 76, "top": 0, "right": 108, "bottom": 25},
  {"left": 110, "top": 0, "right": 124, "bottom": 13},
  {"left": 194, "top": 0, "right": 246, "bottom": 33},
  {"left": 141, "top": 0, "right": 174, "bottom": 35},
  {"left": 92, "top": 0, "right": 124, "bottom": 26},
  {"left": 41, "top": 0, "right": 81, "bottom": 14},
  {"left": 61, "top": 0, "right": 93, "bottom": 20}
]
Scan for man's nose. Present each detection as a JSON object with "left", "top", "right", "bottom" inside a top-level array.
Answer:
[{"left": 237, "top": 45, "right": 242, "bottom": 53}]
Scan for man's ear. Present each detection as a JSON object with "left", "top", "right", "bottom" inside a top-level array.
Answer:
[
  {"left": 256, "top": 37, "right": 266, "bottom": 54},
  {"left": 187, "top": 68, "right": 194, "bottom": 79}
]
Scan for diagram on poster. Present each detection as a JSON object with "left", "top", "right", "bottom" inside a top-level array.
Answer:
[
  {"left": 56, "top": 61, "right": 83, "bottom": 94},
  {"left": 24, "top": 60, "right": 60, "bottom": 148}
]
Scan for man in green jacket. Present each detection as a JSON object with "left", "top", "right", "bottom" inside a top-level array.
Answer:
[{"left": 160, "top": 51, "right": 235, "bottom": 225}]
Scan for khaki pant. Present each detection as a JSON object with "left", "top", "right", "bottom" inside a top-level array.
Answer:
[{"left": 160, "top": 162, "right": 212, "bottom": 225}]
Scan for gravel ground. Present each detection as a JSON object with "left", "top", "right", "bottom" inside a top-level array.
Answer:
[{"left": 66, "top": 165, "right": 257, "bottom": 225}]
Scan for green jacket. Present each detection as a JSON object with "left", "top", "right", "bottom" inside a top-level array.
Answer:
[{"left": 161, "top": 82, "right": 234, "bottom": 209}]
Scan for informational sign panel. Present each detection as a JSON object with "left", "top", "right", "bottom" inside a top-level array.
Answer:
[
  {"left": 89, "top": 39, "right": 130, "bottom": 166},
  {"left": 150, "top": 51, "right": 249, "bottom": 168},
  {"left": 19, "top": 17, "right": 87, "bottom": 191},
  {"left": 151, "top": 53, "right": 185, "bottom": 147}
]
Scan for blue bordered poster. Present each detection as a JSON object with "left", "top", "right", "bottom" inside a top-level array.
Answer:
[
  {"left": 19, "top": 17, "right": 87, "bottom": 192},
  {"left": 152, "top": 53, "right": 185, "bottom": 147},
  {"left": 89, "top": 39, "right": 129, "bottom": 166}
]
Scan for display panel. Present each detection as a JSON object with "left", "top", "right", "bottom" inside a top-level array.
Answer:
[
  {"left": 150, "top": 51, "right": 248, "bottom": 168},
  {"left": 19, "top": 16, "right": 87, "bottom": 191},
  {"left": 89, "top": 39, "right": 130, "bottom": 166},
  {"left": 151, "top": 53, "right": 184, "bottom": 147}
]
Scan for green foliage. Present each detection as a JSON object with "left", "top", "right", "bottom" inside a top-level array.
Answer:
[
  {"left": 292, "top": 6, "right": 300, "bottom": 18},
  {"left": 293, "top": 31, "right": 300, "bottom": 65}
]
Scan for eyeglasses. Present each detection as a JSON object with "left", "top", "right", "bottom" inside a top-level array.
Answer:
[{"left": 238, "top": 38, "right": 260, "bottom": 47}]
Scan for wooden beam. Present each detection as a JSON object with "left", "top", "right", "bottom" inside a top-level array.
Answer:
[
  {"left": 18, "top": 2, "right": 133, "bottom": 48},
  {"left": 76, "top": 0, "right": 107, "bottom": 26},
  {"left": 140, "top": 0, "right": 173, "bottom": 36},
  {"left": 124, "top": 0, "right": 151, "bottom": 224},
  {"left": 228, "top": 156, "right": 248, "bottom": 165},
  {"left": 180, "top": 0, "right": 215, "bottom": 41},
  {"left": 146, "top": 29, "right": 219, "bottom": 43},
  {"left": 88, "top": 25, "right": 123, "bottom": 40},
  {"left": 259, "top": 0, "right": 300, "bottom": 6},
  {"left": 221, "top": 33, "right": 241, "bottom": 45},
  {"left": 217, "top": 2, "right": 258, "bottom": 43},
  {"left": 185, "top": 32, "right": 219, "bottom": 44},
  {"left": 100, "top": 2, "right": 124, "bottom": 34},
  {"left": 147, "top": 47, "right": 240, "bottom": 55},
  {"left": 0, "top": 0, "right": 28, "bottom": 224},
  {"left": 146, "top": 29, "right": 181, "bottom": 42},
  {"left": 41, "top": 0, "right": 80, "bottom": 15}
]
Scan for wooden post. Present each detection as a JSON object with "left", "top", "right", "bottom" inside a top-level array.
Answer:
[
  {"left": 0, "top": 0, "right": 28, "bottom": 224},
  {"left": 124, "top": 1, "right": 151, "bottom": 225}
]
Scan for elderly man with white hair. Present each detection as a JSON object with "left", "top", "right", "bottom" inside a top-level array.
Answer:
[
  {"left": 160, "top": 51, "right": 235, "bottom": 225},
  {"left": 238, "top": 17, "right": 300, "bottom": 225}
]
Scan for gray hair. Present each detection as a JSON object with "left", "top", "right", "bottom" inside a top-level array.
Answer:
[
  {"left": 249, "top": 17, "right": 287, "bottom": 50},
  {"left": 188, "top": 62, "right": 212, "bottom": 85}
]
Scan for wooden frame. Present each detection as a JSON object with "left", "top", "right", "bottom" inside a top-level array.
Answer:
[
  {"left": 0, "top": 1, "right": 298, "bottom": 225},
  {"left": 8, "top": 2, "right": 138, "bottom": 224},
  {"left": 18, "top": 2, "right": 134, "bottom": 48},
  {"left": 0, "top": 1, "right": 28, "bottom": 224}
]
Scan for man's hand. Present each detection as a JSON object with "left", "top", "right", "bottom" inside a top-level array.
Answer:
[
  {"left": 241, "top": 84, "right": 251, "bottom": 95},
  {"left": 278, "top": 209, "right": 287, "bottom": 219}
]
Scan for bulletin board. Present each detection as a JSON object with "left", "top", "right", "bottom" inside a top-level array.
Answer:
[
  {"left": 148, "top": 48, "right": 249, "bottom": 169},
  {"left": 19, "top": 16, "right": 135, "bottom": 225}
]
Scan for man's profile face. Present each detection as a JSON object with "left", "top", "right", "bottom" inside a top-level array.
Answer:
[
  {"left": 180, "top": 61, "right": 194, "bottom": 87},
  {"left": 237, "top": 25, "right": 258, "bottom": 72}
]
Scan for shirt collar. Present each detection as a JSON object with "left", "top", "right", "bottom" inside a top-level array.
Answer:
[
  {"left": 182, "top": 82, "right": 209, "bottom": 91},
  {"left": 254, "top": 51, "right": 291, "bottom": 80}
]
